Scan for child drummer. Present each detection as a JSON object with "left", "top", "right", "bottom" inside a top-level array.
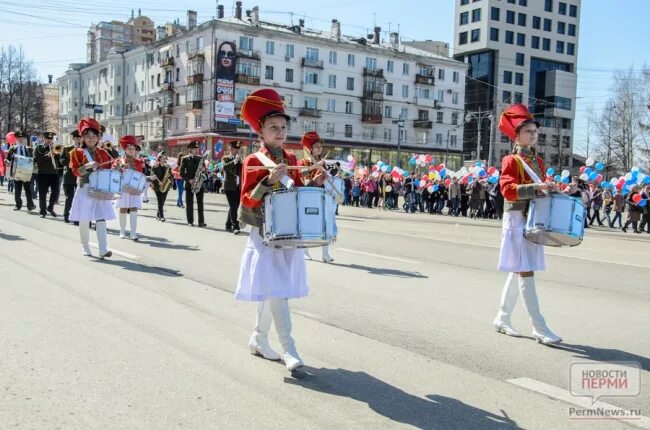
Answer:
[
  {"left": 235, "top": 88, "right": 326, "bottom": 371},
  {"left": 68, "top": 118, "right": 115, "bottom": 259},
  {"left": 493, "top": 104, "right": 562, "bottom": 344},
  {"left": 113, "top": 135, "right": 143, "bottom": 240}
]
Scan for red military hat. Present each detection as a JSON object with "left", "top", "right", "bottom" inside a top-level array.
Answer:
[
  {"left": 300, "top": 131, "right": 322, "bottom": 152},
  {"left": 119, "top": 135, "right": 138, "bottom": 149},
  {"left": 498, "top": 103, "right": 541, "bottom": 141},
  {"left": 78, "top": 117, "right": 101, "bottom": 135},
  {"left": 241, "top": 88, "right": 290, "bottom": 133}
]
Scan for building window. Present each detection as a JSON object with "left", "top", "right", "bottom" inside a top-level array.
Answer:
[
  {"left": 558, "top": 2, "right": 566, "bottom": 15},
  {"left": 532, "top": 36, "right": 540, "bottom": 49},
  {"left": 387, "top": 60, "right": 394, "bottom": 73},
  {"left": 265, "top": 41, "right": 275, "bottom": 55},
  {"left": 569, "top": 4, "right": 577, "bottom": 17},
  {"left": 384, "top": 128, "right": 392, "bottom": 141},
  {"left": 304, "top": 96, "right": 317, "bottom": 109},
  {"left": 504, "top": 70, "right": 512, "bottom": 84},
  {"left": 514, "top": 92, "right": 523, "bottom": 103},
  {"left": 516, "top": 52, "right": 525, "bottom": 66},
  {"left": 306, "top": 47, "right": 319, "bottom": 61},
  {"left": 325, "top": 74, "right": 335, "bottom": 88},
  {"left": 502, "top": 90, "right": 512, "bottom": 103},
  {"left": 516, "top": 33, "right": 525, "bottom": 46},
  {"left": 567, "top": 43, "right": 575, "bottom": 56},
  {"left": 461, "top": 0, "right": 469, "bottom": 4},
  {"left": 532, "top": 16, "right": 541, "bottom": 29},
  {"left": 239, "top": 36, "right": 253, "bottom": 51},
  {"left": 329, "top": 51, "right": 337, "bottom": 64},
  {"left": 402, "top": 63, "right": 410, "bottom": 75},
  {"left": 438, "top": 69, "right": 445, "bottom": 80},
  {"left": 324, "top": 122, "right": 334, "bottom": 137},
  {"left": 519, "top": 0, "right": 527, "bottom": 5},
  {"left": 471, "top": 29, "right": 480, "bottom": 42},
  {"left": 459, "top": 32, "right": 468, "bottom": 45},
  {"left": 434, "top": 133, "right": 442, "bottom": 145},
  {"left": 345, "top": 124, "right": 352, "bottom": 137},
  {"left": 545, "top": 0, "right": 553, "bottom": 12},
  {"left": 543, "top": 18, "right": 552, "bottom": 31},
  {"left": 347, "top": 54, "right": 355, "bottom": 66},
  {"left": 286, "top": 44, "right": 294, "bottom": 58},
  {"left": 196, "top": 37, "right": 204, "bottom": 50},
  {"left": 460, "top": 11, "right": 469, "bottom": 25},
  {"left": 568, "top": 23, "right": 576, "bottom": 36},
  {"left": 491, "top": 7, "right": 500, "bottom": 20},
  {"left": 285, "top": 68, "right": 294, "bottom": 82},
  {"left": 515, "top": 72, "right": 523, "bottom": 85},
  {"left": 506, "top": 10, "right": 515, "bottom": 24},
  {"left": 471, "top": 8, "right": 481, "bottom": 22},
  {"left": 556, "top": 40, "right": 564, "bottom": 53},
  {"left": 303, "top": 121, "right": 316, "bottom": 133},
  {"left": 304, "top": 71, "right": 319, "bottom": 84},
  {"left": 347, "top": 77, "right": 354, "bottom": 90},
  {"left": 195, "top": 115, "right": 202, "bottom": 129},
  {"left": 384, "top": 105, "right": 392, "bottom": 118},
  {"left": 265, "top": 66, "right": 274, "bottom": 80},
  {"left": 557, "top": 21, "right": 565, "bottom": 34},
  {"left": 437, "top": 111, "right": 444, "bottom": 123},
  {"left": 402, "top": 84, "right": 409, "bottom": 98},
  {"left": 385, "top": 82, "right": 393, "bottom": 96},
  {"left": 452, "top": 92, "right": 459, "bottom": 104},
  {"left": 453, "top": 71, "right": 460, "bottom": 82},
  {"left": 327, "top": 99, "right": 336, "bottom": 112},
  {"left": 365, "top": 57, "right": 378, "bottom": 70},
  {"left": 345, "top": 101, "right": 353, "bottom": 114},
  {"left": 505, "top": 31, "right": 514, "bottom": 44},
  {"left": 518, "top": 13, "right": 526, "bottom": 26},
  {"left": 451, "top": 112, "right": 459, "bottom": 125},
  {"left": 543, "top": 38, "right": 551, "bottom": 51},
  {"left": 490, "top": 28, "right": 499, "bottom": 41},
  {"left": 436, "top": 89, "right": 444, "bottom": 102},
  {"left": 450, "top": 135, "right": 458, "bottom": 147},
  {"left": 362, "top": 127, "right": 376, "bottom": 140}
]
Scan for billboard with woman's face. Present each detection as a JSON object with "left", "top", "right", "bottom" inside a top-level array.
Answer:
[{"left": 215, "top": 42, "right": 236, "bottom": 121}]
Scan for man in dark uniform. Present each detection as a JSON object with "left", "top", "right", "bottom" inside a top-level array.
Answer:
[
  {"left": 221, "top": 140, "right": 243, "bottom": 234},
  {"left": 6, "top": 130, "right": 36, "bottom": 211},
  {"left": 180, "top": 141, "right": 206, "bottom": 227},
  {"left": 60, "top": 130, "right": 82, "bottom": 224},
  {"left": 33, "top": 131, "right": 63, "bottom": 217}
]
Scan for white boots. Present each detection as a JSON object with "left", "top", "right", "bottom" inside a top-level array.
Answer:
[
  {"left": 119, "top": 211, "right": 138, "bottom": 240},
  {"left": 79, "top": 222, "right": 92, "bottom": 256},
  {"left": 95, "top": 221, "right": 112, "bottom": 259},
  {"left": 494, "top": 274, "right": 562, "bottom": 344},
  {"left": 304, "top": 246, "right": 334, "bottom": 263},
  {"left": 119, "top": 212, "right": 127, "bottom": 238},
  {"left": 249, "top": 301, "right": 281, "bottom": 361},
  {"left": 269, "top": 298, "right": 304, "bottom": 371}
]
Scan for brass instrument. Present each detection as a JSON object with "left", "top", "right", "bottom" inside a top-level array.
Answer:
[
  {"left": 191, "top": 152, "right": 209, "bottom": 194},
  {"left": 52, "top": 143, "right": 63, "bottom": 154},
  {"left": 105, "top": 142, "right": 113, "bottom": 150},
  {"left": 150, "top": 166, "right": 172, "bottom": 193}
]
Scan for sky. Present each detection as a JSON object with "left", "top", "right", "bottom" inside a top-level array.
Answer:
[{"left": 1, "top": 0, "right": 648, "bottom": 154}]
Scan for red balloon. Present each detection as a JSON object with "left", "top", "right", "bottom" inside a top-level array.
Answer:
[
  {"left": 5, "top": 132, "right": 16, "bottom": 145},
  {"left": 428, "top": 165, "right": 436, "bottom": 171},
  {"left": 596, "top": 174, "right": 603, "bottom": 183},
  {"left": 437, "top": 163, "right": 445, "bottom": 172},
  {"left": 421, "top": 175, "right": 428, "bottom": 181},
  {"left": 372, "top": 165, "right": 378, "bottom": 171},
  {"left": 444, "top": 178, "right": 451, "bottom": 186},
  {"left": 425, "top": 154, "right": 433, "bottom": 163},
  {"left": 487, "top": 166, "right": 496, "bottom": 175},
  {"left": 632, "top": 194, "right": 642, "bottom": 203},
  {"left": 579, "top": 166, "right": 586, "bottom": 173},
  {"left": 616, "top": 182, "right": 623, "bottom": 190}
]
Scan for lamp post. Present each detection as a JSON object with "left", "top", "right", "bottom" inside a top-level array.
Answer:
[
  {"left": 445, "top": 124, "right": 463, "bottom": 166},
  {"left": 393, "top": 117, "right": 405, "bottom": 168},
  {"left": 465, "top": 107, "right": 494, "bottom": 166}
]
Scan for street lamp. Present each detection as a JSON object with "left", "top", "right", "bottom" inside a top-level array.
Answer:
[
  {"left": 393, "top": 117, "right": 405, "bottom": 168},
  {"left": 465, "top": 107, "right": 494, "bottom": 166},
  {"left": 445, "top": 124, "right": 463, "bottom": 166}
]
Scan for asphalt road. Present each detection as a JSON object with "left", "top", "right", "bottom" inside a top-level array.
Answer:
[{"left": 1, "top": 189, "right": 648, "bottom": 429}]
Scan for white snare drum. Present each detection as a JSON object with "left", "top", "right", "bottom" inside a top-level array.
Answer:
[
  {"left": 263, "top": 187, "right": 337, "bottom": 248},
  {"left": 525, "top": 193, "right": 585, "bottom": 247},
  {"left": 88, "top": 170, "right": 122, "bottom": 200},
  {"left": 325, "top": 176, "right": 345, "bottom": 204},
  {"left": 121, "top": 169, "right": 147, "bottom": 195},
  {"left": 12, "top": 155, "right": 34, "bottom": 182}
]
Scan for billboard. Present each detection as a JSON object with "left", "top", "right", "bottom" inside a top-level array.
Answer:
[{"left": 215, "top": 41, "right": 236, "bottom": 122}]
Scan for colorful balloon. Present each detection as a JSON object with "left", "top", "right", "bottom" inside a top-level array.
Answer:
[
  {"left": 639, "top": 199, "right": 647, "bottom": 207},
  {"left": 632, "top": 194, "right": 643, "bottom": 204},
  {"left": 585, "top": 157, "right": 594, "bottom": 167},
  {"left": 546, "top": 168, "right": 555, "bottom": 176},
  {"left": 5, "top": 132, "right": 16, "bottom": 145},
  {"left": 595, "top": 162, "right": 604, "bottom": 171}
]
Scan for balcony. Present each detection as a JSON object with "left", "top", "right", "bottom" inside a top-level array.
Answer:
[
  {"left": 158, "top": 105, "right": 174, "bottom": 115},
  {"left": 187, "top": 73, "right": 204, "bottom": 85},
  {"left": 236, "top": 74, "right": 261, "bottom": 85},
  {"left": 363, "top": 67, "right": 384, "bottom": 78},
  {"left": 413, "top": 120, "right": 433, "bottom": 129},
  {"left": 415, "top": 74, "right": 435, "bottom": 85},
  {"left": 161, "top": 57, "right": 175, "bottom": 67},
  {"left": 362, "top": 90, "right": 384, "bottom": 101},
  {"left": 186, "top": 100, "right": 203, "bottom": 110},
  {"left": 238, "top": 50, "right": 261, "bottom": 60},
  {"left": 160, "top": 82, "right": 174, "bottom": 92},
  {"left": 187, "top": 49, "right": 205, "bottom": 60},
  {"left": 362, "top": 114, "right": 383, "bottom": 124},
  {"left": 301, "top": 57, "right": 324, "bottom": 69},
  {"left": 299, "top": 107, "right": 321, "bottom": 118}
]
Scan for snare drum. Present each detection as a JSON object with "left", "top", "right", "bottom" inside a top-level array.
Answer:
[
  {"left": 325, "top": 176, "right": 345, "bottom": 204},
  {"left": 88, "top": 170, "right": 122, "bottom": 200},
  {"left": 121, "top": 169, "right": 147, "bottom": 195},
  {"left": 12, "top": 155, "right": 34, "bottom": 182},
  {"left": 525, "top": 193, "right": 585, "bottom": 247},
  {"left": 263, "top": 187, "right": 337, "bottom": 248}
]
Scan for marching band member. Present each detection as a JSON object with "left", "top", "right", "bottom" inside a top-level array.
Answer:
[
  {"left": 493, "top": 104, "right": 562, "bottom": 345},
  {"left": 140, "top": 146, "right": 152, "bottom": 204},
  {"left": 60, "top": 130, "right": 82, "bottom": 224},
  {"left": 33, "top": 131, "right": 63, "bottom": 218},
  {"left": 151, "top": 151, "right": 174, "bottom": 222},
  {"left": 236, "top": 88, "right": 326, "bottom": 371},
  {"left": 69, "top": 118, "right": 115, "bottom": 258},
  {"left": 113, "top": 135, "right": 143, "bottom": 240},
  {"left": 180, "top": 141, "right": 207, "bottom": 227},
  {"left": 221, "top": 140, "right": 243, "bottom": 234},
  {"left": 298, "top": 131, "right": 334, "bottom": 263},
  {"left": 6, "top": 130, "right": 36, "bottom": 212}
]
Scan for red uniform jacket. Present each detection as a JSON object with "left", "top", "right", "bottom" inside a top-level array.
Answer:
[
  {"left": 114, "top": 156, "right": 144, "bottom": 173},
  {"left": 500, "top": 153, "right": 545, "bottom": 202},
  {"left": 69, "top": 147, "right": 113, "bottom": 177},
  {"left": 240, "top": 145, "right": 304, "bottom": 209}
]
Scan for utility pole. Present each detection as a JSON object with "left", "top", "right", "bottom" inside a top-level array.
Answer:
[
  {"left": 393, "top": 117, "right": 405, "bottom": 168},
  {"left": 465, "top": 107, "right": 494, "bottom": 165}
]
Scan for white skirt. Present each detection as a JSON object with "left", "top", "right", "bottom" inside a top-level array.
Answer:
[
  {"left": 235, "top": 228, "right": 309, "bottom": 302},
  {"left": 69, "top": 184, "right": 116, "bottom": 222},
  {"left": 114, "top": 192, "right": 142, "bottom": 209},
  {"left": 498, "top": 210, "right": 545, "bottom": 272}
]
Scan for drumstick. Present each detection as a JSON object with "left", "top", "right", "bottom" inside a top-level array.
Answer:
[{"left": 246, "top": 165, "right": 318, "bottom": 171}]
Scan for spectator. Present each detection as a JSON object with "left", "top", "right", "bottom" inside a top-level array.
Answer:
[
  {"left": 622, "top": 185, "right": 642, "bottom": 233},
  {"left": 351, "top": 179, "right": 361, "bottom": 207},
  {"left": 588, "top": 186, "right": 604, "bottom": 226},
  {"left": 449, "top": 178, "right": 461, "bottom": 216},
  {"left": 638, "top": 184, "right": 650, "bottom": 234},
  {"left": 610, "top": 189, "right": 624, "bottom": 228}
]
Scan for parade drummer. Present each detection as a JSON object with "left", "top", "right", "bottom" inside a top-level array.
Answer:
[
  {"left": 68, "top": 118, "right": 115, "bottom": 259},
  {"left": 298, "top": 131, "right": 334, "bottom": 263},
  {"left": 235, "top": 88, "right": 326, "bottom": 372},
  {"left": 493, "top": 103, "right": 562, "bottom": 345},
  {"left": 113, "top": 135, "right": 143, "bottom": 240},
  {"left": 6, "top": 130, "right": 36, "bottom": 212}
]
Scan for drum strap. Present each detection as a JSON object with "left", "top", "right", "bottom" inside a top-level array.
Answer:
[
  {"left": 514, "top": 155, "right": 543, "bottom": 184},
  {"left": 83, "top": 148, "right": 94, "bottom": 163}
]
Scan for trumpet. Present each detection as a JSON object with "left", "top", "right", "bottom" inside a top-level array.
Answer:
[
  {"left": 52, "top": 143, "right": 63, "bottom": 155},
  {"left": 105, "top": 142, "right": 113, "bottom": 150}
]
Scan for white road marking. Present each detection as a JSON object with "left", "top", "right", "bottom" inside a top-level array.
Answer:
[
  {"left": 507, "top": 377, "right": 650, "bottom": 429},
  {"left": 89, "top": 242, "right": 140, "bottom": 260},
  {"left": 336, "top": 248, "right": 421, "bottom": 264}
]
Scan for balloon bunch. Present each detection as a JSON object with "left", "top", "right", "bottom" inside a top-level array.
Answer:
[{"left": 409, "top": 154, "right": 434, "bottom": 167}]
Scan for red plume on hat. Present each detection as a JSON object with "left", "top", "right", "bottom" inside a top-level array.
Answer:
[
  {"left": 119, "top": 135, "right": 137, "bottom": 149},
  {"left": 78, "top": 117, "right": 101, "bottom": 135},
  {"left": 300, "top": 131, "right": 322, "bottom": 152},
  {"left": 241, "top": 88, "right": 290, "bottom": 133},
  {"left": 498, "top": 104, "right": 540, "bottom": 141}
]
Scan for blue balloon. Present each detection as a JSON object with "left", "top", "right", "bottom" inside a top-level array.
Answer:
[
  {"left": 639, "top": 199, "right": 648, "bottom": 207},
  {"left": 595, "top": 162, "right": 604, "bottom": 171},
  {"left": 622, "top": 185, "right": 630, "bottom": 195},
  {"left": 467, "top": 176, "right": 474, "bottom": 183},
  {"left": 439, "top": 168, "right": 447, "bottom": 177},
  {"left": 403, "top": 171, "right": 409, "bottom": 176},
  {"left": 562, "top": 176, "right": 570, "bottom": 184},
  {"left": 409, "top": 158, "right": 417, "bottom": 165},
  {"left": 478, "top": 169, "right": 487, "bottom": 177},
  {"left": 644, "top": 176, "right": 650, "bottom": 184},
  {"left": 589, "top": 172, "right": 598, "bottom": 181},
  {"left": 626, "top": 179, "right": 636, "bottom": 186},
  {"left": 475, "top": 162, "right": 483, "bottom": 168},
  {"left": 584, "top": 167, "right": 593, "bottom": 175},
  {"left": 433, "top": 185, "right": 439, "bottom": 192},
  {"left": 631, "top": 170, "right": 639, "bottom": 178},
  {"left": 488, "top": 176, "right": 498, "bottom": 184},
  {"left": 547, "top": 168, "right": 555, "bottom": 176},
  {"left": 385, "top": 166, "right": 392, "bottom": 173},
  {"left": 414, "top": 180, "right": 420, "bottom": 186},
  {"left": 554, "top": 175, "right": 562, "bottom": 182}
]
